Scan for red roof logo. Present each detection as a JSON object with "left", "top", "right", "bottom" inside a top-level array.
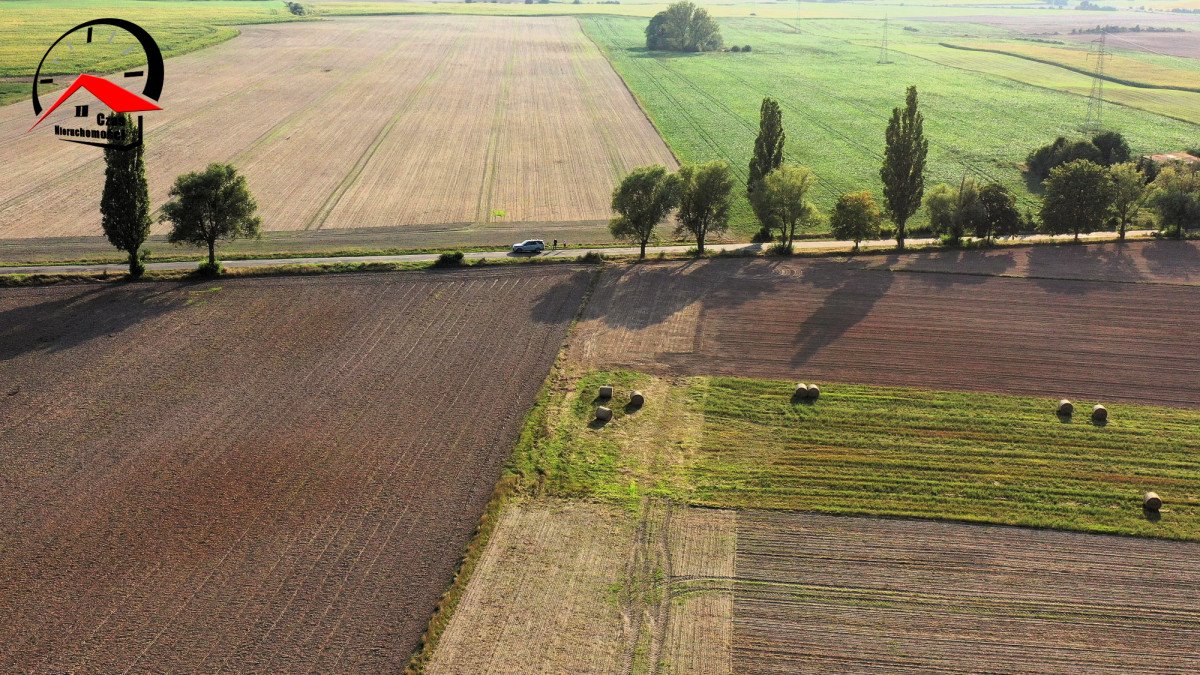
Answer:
[{"left": 28, "top": 73, "right": 161, "bottom": 132}]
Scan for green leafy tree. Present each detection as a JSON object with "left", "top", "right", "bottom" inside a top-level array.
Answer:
[
  {"left": 881, "top": 85, "right": 928, "bottom": 250},
  {"left": 830, "top": 191, "right": 882, "bottom": 251},
  {"left": 747, "top": 98, "right": 785, "bottom": 239},
  {"left": 1147, "top": 164, "right": 1200, "bottom": 239},
  {"left": 1108, "top": 162, "right": 1145, "bottom": 240},
  {"left": 756, "top": 165, "right": 818, "bottom": 253},
  {"left": 610, "top": 164, "right": 681, "bottom": 258},
  {"left": 1026, "top": 136, "right": 1105, "bottom": 182},
  {"left": 99, "top": 113, "right": 151, "bottom": 278},
  {"left": 924, "top": 177, "right": 982, "bottom": 246},
  {"left": 160, "top": 163, "right": 262, "bottom": 273},
  {"left": 951, "top": 176, "right": 984, "bottom": 246},
  {"left": 1092, "top": 131, "right": 1131, "bottom": 166},
  {"left": 1040, "top": 160, "right": 1114, "bottom": 241},
  {"left": 646, "top": 1, "right": 722, "bottom": 52},
  {"left": 645, "top": 12, "right": 668, "bottom": 49},
  {"left": 977, "top": 183, "right": 1020, "bottom": 243},
  {"left": 924, "top": 183, "right": 957, "bottom": 239},
  {"left": 675, "top": 160, "right": 733, "bottom": 255}
]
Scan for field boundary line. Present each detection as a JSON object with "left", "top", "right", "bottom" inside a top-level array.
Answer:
[
  {"left": 404, "top": 267, "right": 602, "bottom": 673},
  {"left": 938, "top": 42, "right": 1200, "bottom": 95},
  {"left": 887, "top": 42, "right": 1200, "bottom": 129},
  {"left": 577, "top": 17, "right": 683, "bottom": 168}
]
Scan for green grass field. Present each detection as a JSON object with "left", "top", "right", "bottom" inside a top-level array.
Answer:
[
  {"left": 520, "top": 371, "right": 1200, "bottom": 540},
  {"left": 0, "top": 0, "right": 307, "bottom": 105},
  {"left": 581, "top": 15, "right": 1200, "bottom": 235}
]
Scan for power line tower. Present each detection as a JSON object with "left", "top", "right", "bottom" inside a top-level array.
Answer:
[
  {"left": 1084, "top": 30, "right": 1107, "bottom": 131},
  {"left": 878, "top": 15, "right": 893, "bottom": 65}
]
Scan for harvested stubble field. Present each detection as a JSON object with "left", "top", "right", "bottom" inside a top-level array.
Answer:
[
  {"left": 0, "top": 15, "right": 674, "bottom": 241},
  {"left": 571, "top": 241, "right": 1200, "bottom": 408},
  {"left": 0, "top": 266, "right": 590, "bottom": 672},
  {"left": 429, "top": 499, "right": 737, "bottom": 675},
  {"left": 734, "top": 511, "right": 1200, "bottom": 674}
]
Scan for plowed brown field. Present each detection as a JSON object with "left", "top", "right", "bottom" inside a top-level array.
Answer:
[
  {"left": 0, "top": 267, "right": 589, "bottom": 671},
  {"left": 735, "top": 511, "right": 1200, "bottom": 674},
  {"left": 572, "top": 241, "right": 1200, "bottom": 407},
  {"left": 0, "top": 15, "right": 675, "bottom": 240}
]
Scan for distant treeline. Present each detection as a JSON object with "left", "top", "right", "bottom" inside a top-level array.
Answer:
[{"left": 1071, "top": 24, "right": 1187, "bottom": 34}]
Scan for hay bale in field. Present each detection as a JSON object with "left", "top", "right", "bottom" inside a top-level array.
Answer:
[
  {"left": 598, "top": 385, "right": 613, "bottom": 400},
  {"left": 1057, "top": 399, "right": 1073, "bottom": 416},
  {"left": 595, "top": 406, "right": 613, "bottom": 422},
  {"left": 806, "top": 384, "right": 820, "bottom": 400},
  {"left": 629, "top": 390, "right": 645, "bottom": 408},
  {"left": 1091, "top": 404, "right": 1108, "bottom": 423},
  {"left": 1144, "top": 491, "right": 1162, "bottom": 511},
  {"left": 795, "top": 383, "right": 808, "bottom": 398}
]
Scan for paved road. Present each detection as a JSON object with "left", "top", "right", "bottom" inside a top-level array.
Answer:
[{"left": 0, "top": 230, "right": 1157, "bottom": 276}]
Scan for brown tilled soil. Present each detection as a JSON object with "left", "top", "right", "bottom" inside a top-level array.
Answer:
[
  {"left": 0, "top": 267, "right": 590, "bottom": 672},
  {"left": 0, "top": 15, "right": 675, "bottom": 239},
  {"left": 734, "top": 511, "right": 1200, "bottom": 674},
  {"left": 571, "top": 240, "right": 1200, "bottom": 407}
]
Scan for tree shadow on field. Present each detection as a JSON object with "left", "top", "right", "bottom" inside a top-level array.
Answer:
[
  {"left": 0, "top": 284, "right": 184, "bottom": 361},
  {"left": 1025, "top": 242, "right": 1143, "bottom": 294},
  {"left": 896, "top": 248, "right": 1016, "bottom": 289},
  {"left": 627, "top": 47, "right": 708, "bottom": 61},
  {"left": 1141, "top": 239, "right": 1200, "bottom": 283},
  {"left": 529, "top": 270, "right": 599, "bottom": 325},
  {"left": 583, "top": 257, "right": 781, "bottom": 332},
  {"left": 790, "top": 256, "right": 898, "bottom": 367}
]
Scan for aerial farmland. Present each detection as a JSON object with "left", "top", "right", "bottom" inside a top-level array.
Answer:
[{"left": 1, "top": 0, "right": 1199, "bottom": 672}]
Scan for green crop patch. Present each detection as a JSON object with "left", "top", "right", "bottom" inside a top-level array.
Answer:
[
  {"left": 527, "top": 370, "right": 1200, "bottom": 539},
  {"left": 581, "top": 15, "right": 1200, "bottom": 236}
]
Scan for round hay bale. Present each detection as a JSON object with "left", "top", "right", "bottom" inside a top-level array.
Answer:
[
  {"left": 629, "top": 390, "right": 645, "bottom": 408},
  {"left": 795, "top": 383, "right": 808, "bottom": 398},
  {"left": 806, "top": 384, "right": 820, "bottom": 400},
  {"left": 598, "top": 385, "right": 613, "bottom": 400},
  {"left": 595, "top": 406, "right": 612, "bottom": 422},
  {"left": 1144, "top": 491, "right": 1162, "bottom": 511},
  {"left": 1057, "top": 399, "right": 1073, "bottom": 416},
  {"left": 1091, "top": 404, "right": 1108, "bottom": 423}
]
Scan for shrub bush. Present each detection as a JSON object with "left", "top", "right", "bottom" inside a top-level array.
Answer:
[
  {"left": 433, "top": 251, "right": 466, "bottom": 268},
  {"left": 577, "top": 251, "right": 605, "bottom": 264},
  {"left": 195, "top": 261, "right": 223, "bottom": 278},
  {"left": 743, "top": 44, "right": 752, "bottom": 51},
  {"left": 730, "top": 45, "right": 741, "bottom": 52}
]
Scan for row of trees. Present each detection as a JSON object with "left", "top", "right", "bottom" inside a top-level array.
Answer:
[
  {"left": 1041, "top": 158, "right": 1200, "bottom": 241},
  {"left": 609, "top": 86, "right": 927, "bottom": 255},
  {"left": 100, "top": 113, "right": 261, "bottom": 278},
  {"left": 611, "top": 83, "right": 1199, "bottom": 255}
]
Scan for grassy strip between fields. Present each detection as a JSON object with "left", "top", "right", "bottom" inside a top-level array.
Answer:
[
  {"left": 404, "top": 268, "right": 603, "bottom": 673},
  {"left": 525, "top": 370, "right": 1200, "bottom": 540}
]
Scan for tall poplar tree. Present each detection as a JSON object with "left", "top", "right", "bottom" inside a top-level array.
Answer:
[
  {"left": 880, "top": 86, "right": 928, "bottom": 250},
  {"left": 747, "top": 98, "right": 785, "bottom": 238},
  {"left": 100, "top": 113, "right": 151, "bottom": 278}
]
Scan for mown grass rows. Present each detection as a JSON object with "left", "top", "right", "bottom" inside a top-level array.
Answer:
[{"left": 535, "top": 370, "right": 1200, "bottom": 539}]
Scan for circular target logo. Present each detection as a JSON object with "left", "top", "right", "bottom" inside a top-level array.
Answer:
[{"left": 28, "top": 18, "right": 164, "bottom": 149}]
